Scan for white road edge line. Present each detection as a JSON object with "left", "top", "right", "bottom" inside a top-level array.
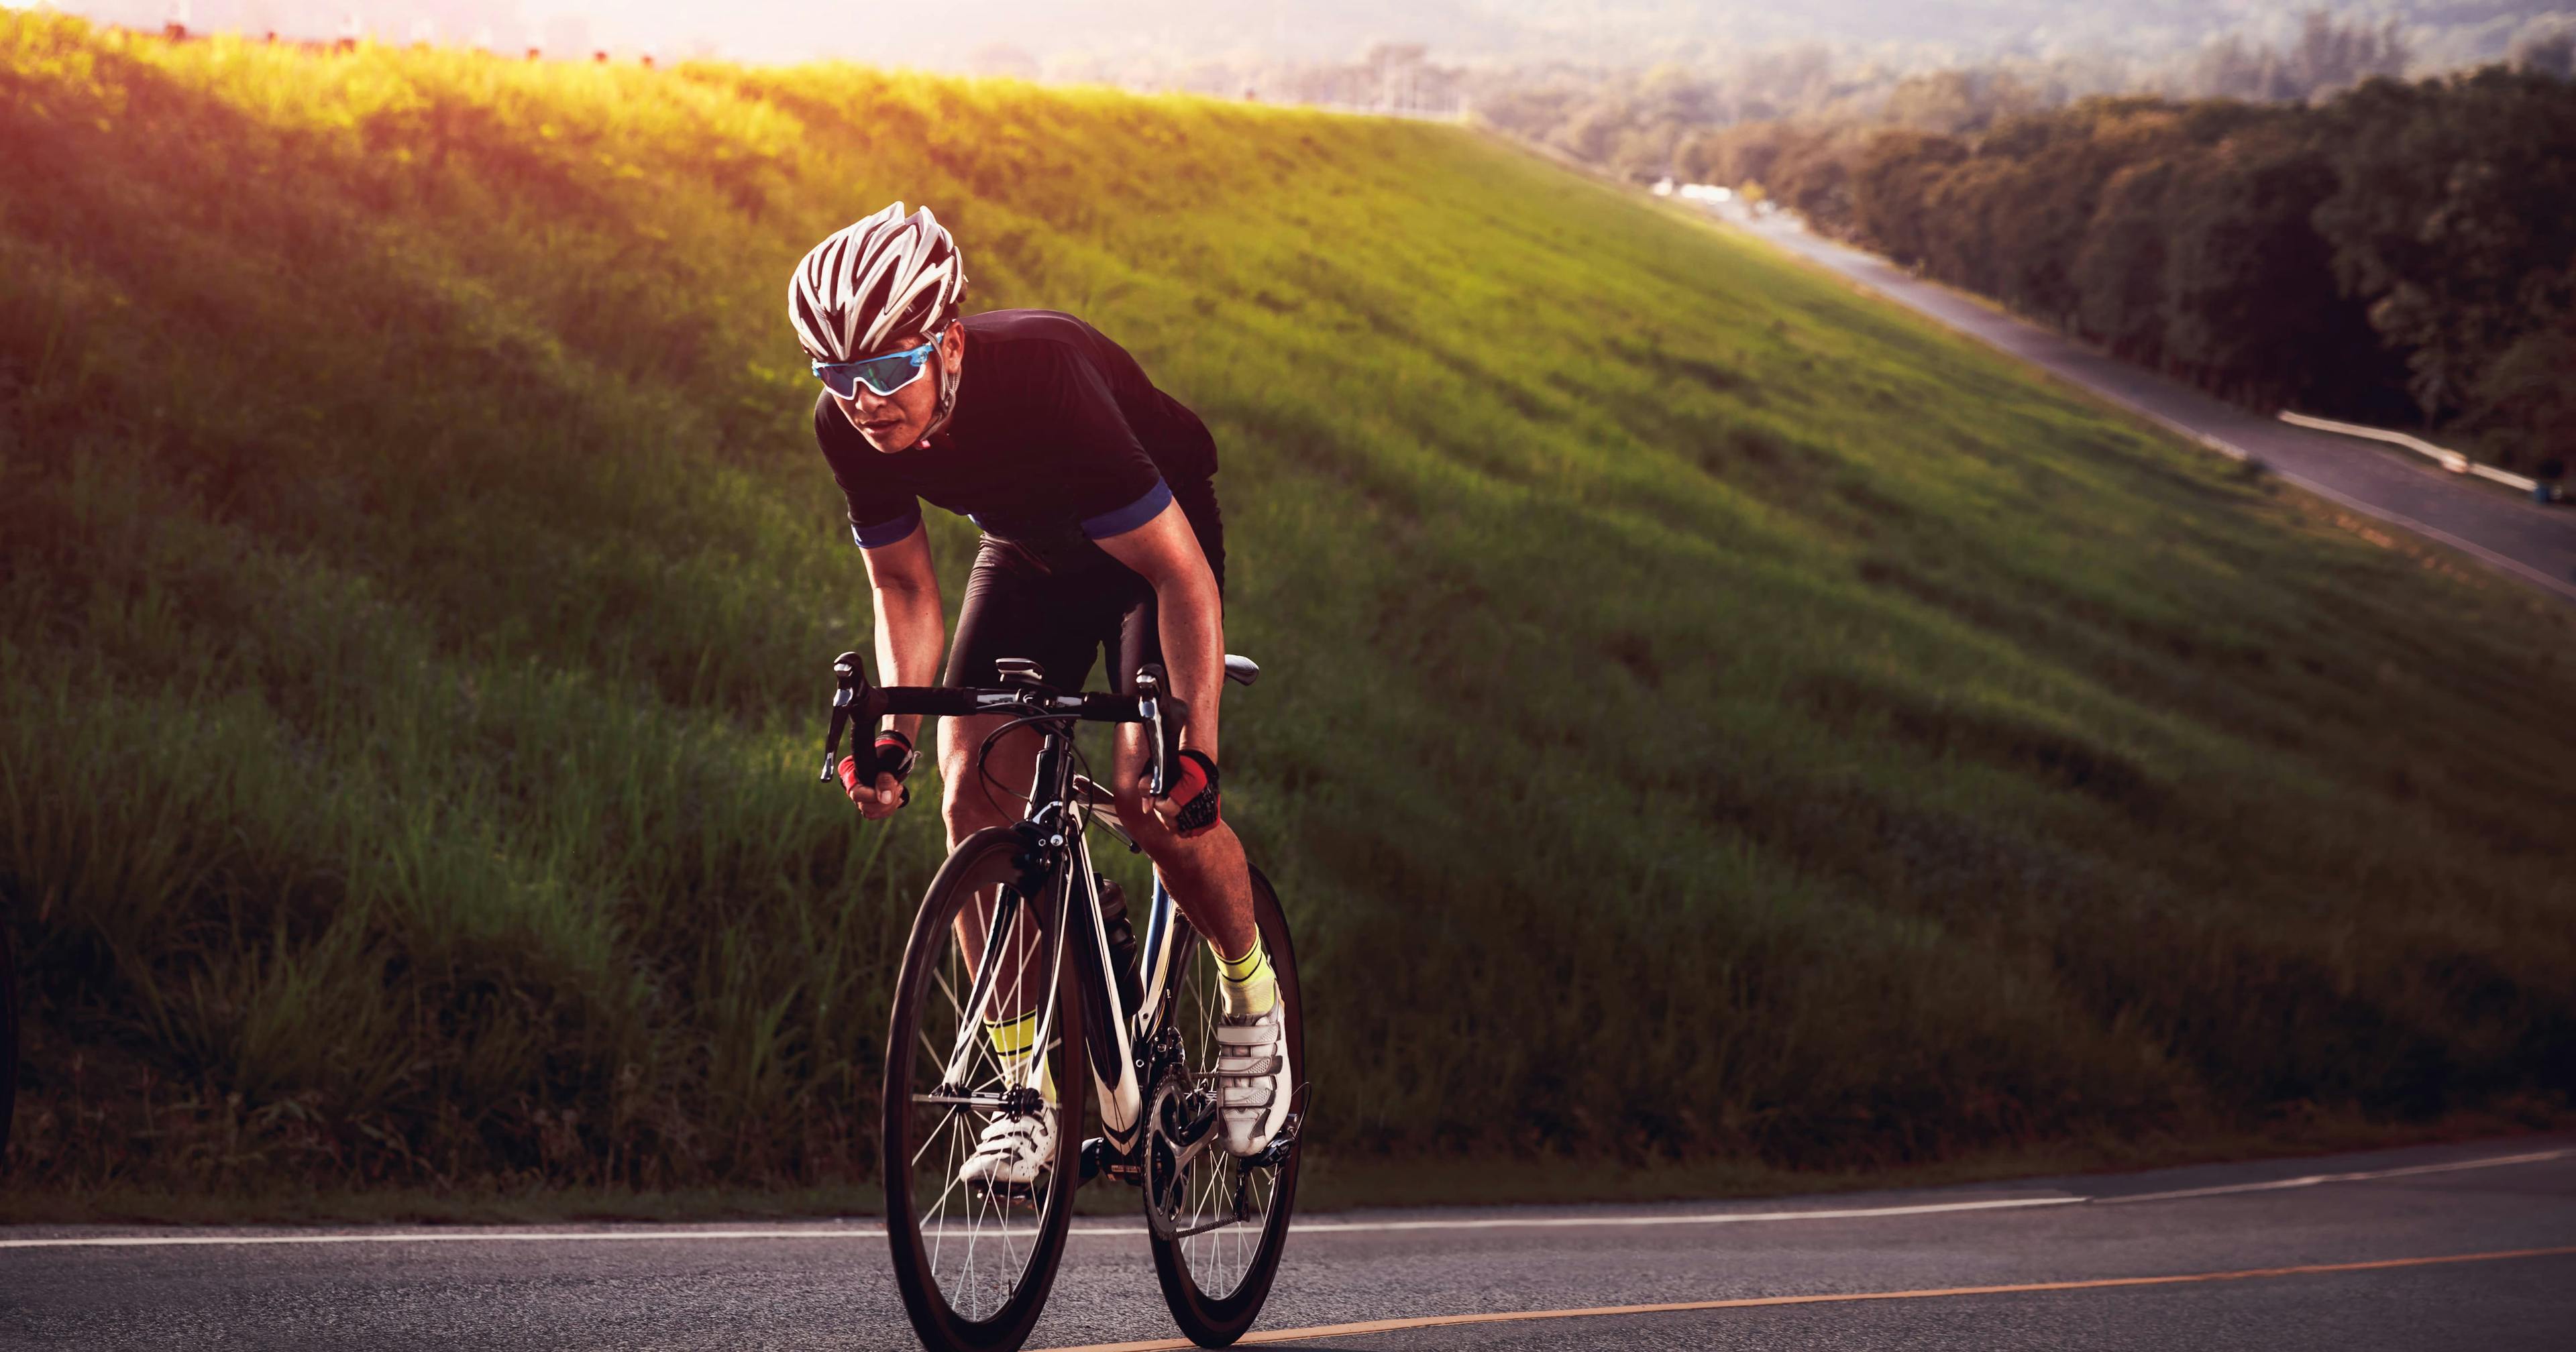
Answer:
[
  {"left": 1283, "top": 1196, "right": 2086, "bottom": 1233},
  {"left": 0, "top": 1198, "right": 2081, "bottom": 1251},
  {"left": 4, "top": 1147, "right": 2564, "bottom": 1251},
  {"left": 0, "top": 1227, "right": 896, "bottom": 1249},
  {"left": 2090, "top": 1147, "right": 2576, "bottom": 1205}
]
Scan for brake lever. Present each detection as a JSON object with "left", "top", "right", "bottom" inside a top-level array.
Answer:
[
  {"left": 820, "top": 650, "right": 867, "bottom": 784},
  {"left": 1136, "top": 668, "right": 1168, "bottom": 798}
]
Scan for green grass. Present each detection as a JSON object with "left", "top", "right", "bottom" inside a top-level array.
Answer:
[{"left": 3, "top": 15, "right": 2573, "bottom": 1206}]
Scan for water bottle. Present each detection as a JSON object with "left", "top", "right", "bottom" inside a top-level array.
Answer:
[{"left": 1097, "top": 876, "right": 1142, "bottom": 1016}]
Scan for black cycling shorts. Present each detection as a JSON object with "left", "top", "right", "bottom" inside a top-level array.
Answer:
[{"left": 944, "top": 477, "right": 1224, "bottom": 700}]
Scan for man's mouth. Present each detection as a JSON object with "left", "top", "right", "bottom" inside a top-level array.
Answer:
[{"left": 861, "top": 416, "right": 902, "bottom": 435}]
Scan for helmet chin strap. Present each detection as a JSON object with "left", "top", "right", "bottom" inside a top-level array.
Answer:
[{"left": 912, "top": 322, "right": 963, "bottom": 449}]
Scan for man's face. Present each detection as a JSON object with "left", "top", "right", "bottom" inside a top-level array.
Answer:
[{"left": 835, "top": 324, "right": 965, "bottom": 453}]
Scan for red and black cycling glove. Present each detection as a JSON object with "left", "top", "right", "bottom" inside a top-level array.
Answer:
[
  {"left": 840, "top": 728, "right": 918, "bottom": 808},
  {"left": 1165, "top": 748, "right": 1222, "bottom": 838}
]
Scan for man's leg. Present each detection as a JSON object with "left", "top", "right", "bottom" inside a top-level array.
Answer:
[
  {"left": 942, "top": 711, "right": 1064, "bottom": 1186},
  {"left": 1112, "top": 726, "right": 1287, "bottom": 1156},
  {"left": 1110, "top": 722, "right": 1256, "bottom": 959},
  {"left": 942, "top": 712, "right": 1049, "bottom": 1042},
  {"left": 938, "top": 540, "right": 1087, "bottom": 1069}
]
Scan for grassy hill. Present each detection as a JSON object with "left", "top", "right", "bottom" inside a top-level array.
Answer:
[{"left": 3, "top": 15, "right": 2572, "bottom": 1206}]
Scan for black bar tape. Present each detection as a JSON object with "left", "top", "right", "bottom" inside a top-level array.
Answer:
[
  {"left": 871, "top": 730, "right": 917, "bottom": 783},
  {"left": 875, "top": 687, "right": 983, "bottom": 718}
]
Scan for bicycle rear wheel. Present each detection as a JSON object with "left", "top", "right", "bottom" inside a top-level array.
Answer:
[
  {"left": 883, "top": 828, "right": 1087, "bottom": 1352},
  {"left": 1149, "top": 866, "right": 1303, "bottom": 1347}
]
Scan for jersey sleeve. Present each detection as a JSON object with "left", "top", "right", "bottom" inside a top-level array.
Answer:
[
  {"left": 812, "top": 393, "right": 922, "bottom": 549},
  {"left": 1042, "top": 343, "right": 1171, "bottom": 541}
]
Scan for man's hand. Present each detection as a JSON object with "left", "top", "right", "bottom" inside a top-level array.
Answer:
[
  {"left": 841, "top": 730, "right": 916, "bottom": 820},
  {"left": 1138, "top": 748, "right": 1222, "bottom": 839}
]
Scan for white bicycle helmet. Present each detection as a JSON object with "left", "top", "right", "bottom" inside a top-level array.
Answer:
[{"left": 788, "top": 202, "right": 967, "bottom": 363}]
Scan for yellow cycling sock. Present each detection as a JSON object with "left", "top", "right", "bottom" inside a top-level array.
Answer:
[
  {"left": 1215, "top": 936, "right": 1276, "bottom": 1017},
  {"left": 984, "top": 1011, "right": 1055, "bottom": 1099}
]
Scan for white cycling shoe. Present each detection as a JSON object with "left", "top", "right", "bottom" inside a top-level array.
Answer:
[
  {"left": 958, "top": 1105, "right": 1056, "bottom": 1190},
  {"left": 1214, "top": 1002, "right": 1293, "bottom": 1158}
]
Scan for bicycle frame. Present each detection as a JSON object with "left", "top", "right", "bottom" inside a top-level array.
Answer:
[
  {"left": 916, "top": 715, "right": 1187, "bottom": 1151},
  {"left": 1070, "top": 819, "right": 1194, "bottom": 1149}
]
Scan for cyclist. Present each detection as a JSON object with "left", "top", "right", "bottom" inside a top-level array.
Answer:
[{"left": 792, "top": 203, "right": 1290, "bottom": 1188}]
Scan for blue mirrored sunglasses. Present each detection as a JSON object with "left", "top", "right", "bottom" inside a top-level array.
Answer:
[{"left": 813, "top": 337, "right": 938, "bottom": 399}]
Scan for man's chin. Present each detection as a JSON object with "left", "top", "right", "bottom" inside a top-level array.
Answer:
[{"left": 857, "top": 424, "right": 912, "bottom": 453}]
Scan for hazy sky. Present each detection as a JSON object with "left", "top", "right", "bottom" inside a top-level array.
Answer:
[
  {"left": 52, "top": 0, "right": 1442, "bottom": 62},
  {"left": 56, "top": 1, "right": 2576, "bottom": 68}
]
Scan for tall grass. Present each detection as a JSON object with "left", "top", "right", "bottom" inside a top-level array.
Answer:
[{"left": 2, "top": 15, "right": 2571, "bottom": 1194}]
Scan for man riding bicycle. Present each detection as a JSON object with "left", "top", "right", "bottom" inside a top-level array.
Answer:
[{"left": 792, "top": 203, "right": 1289, "bottom": 1190}]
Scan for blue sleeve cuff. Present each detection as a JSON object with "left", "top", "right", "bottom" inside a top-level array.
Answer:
[
  {"left": 1080, "top": 479, "right": 1173, "bottom": 541},
  {"left": 850, "top": 508, "right": 922, "bottom": 549}
]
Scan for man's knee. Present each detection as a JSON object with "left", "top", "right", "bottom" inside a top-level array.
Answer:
[
  {"left": 938, "top": 718, "right": 1026, "bottom": 836},
  {"left": 942, "top": 781, "right": 998, "bottom": 836}
]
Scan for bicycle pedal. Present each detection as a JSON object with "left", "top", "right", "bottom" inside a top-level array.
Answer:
[
  {"left": 1083, "top": 1134, "right": 1148, "bottom": 1186},
  {"left": 1250, "top": 1082, "right": 1313, "bottom": 1168}
]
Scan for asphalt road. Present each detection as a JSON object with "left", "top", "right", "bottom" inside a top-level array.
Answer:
[
  {"left": 1726, "top": 213, "right": 2576, "bottom": 608},
  {"left": 5, "top": 1137, "right": 2571, "bottom": 1351}
]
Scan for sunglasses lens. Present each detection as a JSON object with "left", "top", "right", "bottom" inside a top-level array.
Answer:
[
  {"left": 814, "top": 341, "right": 934, "bottom": 399},
  {"left": 853, "top": 351, "right": 928, "bottom": 397}
]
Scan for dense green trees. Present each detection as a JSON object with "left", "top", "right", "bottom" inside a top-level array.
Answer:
[
  {"left": 1743, "top": 69, "right": 2574, "bottom": 470},
  {"left": 2314, "top": 68, "right": 2576, "bottom": 429}
]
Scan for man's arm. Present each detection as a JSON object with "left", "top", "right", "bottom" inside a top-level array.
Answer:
[
  {"left": 853, "top": 521, "right": 945, "bottom": 816},
  {"left": 1094, "top": 500, "right": 1224, "bottom": 768}
]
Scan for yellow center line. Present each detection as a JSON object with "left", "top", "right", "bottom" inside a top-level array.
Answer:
[{"left": 1030, "top": 1245, "right": 2576, "bottom": 1351}]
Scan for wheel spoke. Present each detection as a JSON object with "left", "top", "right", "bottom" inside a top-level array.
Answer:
[{"left": 890, "top": 848, "right": 1081, "bottom": 1333}]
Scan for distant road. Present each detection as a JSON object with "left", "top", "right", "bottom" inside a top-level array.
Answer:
[
  {"left": 5, "top": 1137, "right": 2573, "bottom": 1349},
  {"left": 1725, "top": 213, "right": 2576, "bottom": 608}
]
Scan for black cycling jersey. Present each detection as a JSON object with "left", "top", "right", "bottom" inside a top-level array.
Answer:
[{"left": 814, "top": 308, "right": 1218, "bottom": 573}]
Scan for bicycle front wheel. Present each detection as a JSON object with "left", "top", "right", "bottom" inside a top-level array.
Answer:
[
  {"left": 1150, "top": 864, "right": 1304, "bottom": 1347},
  {"left": 883, "top": 827, "right": 1087, "bottom": 1352}
]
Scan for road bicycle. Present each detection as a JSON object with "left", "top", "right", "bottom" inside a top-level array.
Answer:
[{"left": 820, "top": 650, "right": 1307, "bottom": 1352}]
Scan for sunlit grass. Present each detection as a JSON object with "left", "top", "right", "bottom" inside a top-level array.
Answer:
[{"left": 2, "top": 14, "right": 2571, "bottom": 1198}]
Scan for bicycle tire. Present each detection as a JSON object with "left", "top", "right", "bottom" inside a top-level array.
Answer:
[
  {"left": 882, "top": 827, "right": 1088, "bottom": 1352},
  {"left": 1148, "top": 865, "right": 1303, "bottom": 1347}
]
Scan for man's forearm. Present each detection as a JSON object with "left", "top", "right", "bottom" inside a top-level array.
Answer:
[
  {"left": 1153, "top": 574, "right": 1224, "bottom": 761},
  {"left": 872, "top": 585, "right": 946, "bottom": 746}
]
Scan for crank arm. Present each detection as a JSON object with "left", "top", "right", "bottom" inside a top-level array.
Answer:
[
  {"left": 1164, "top": 1213, "right": 1244, "bottom": 1240},
  {"left": 911, "top": 1092, "right": 1016, "bottom": 1111}
]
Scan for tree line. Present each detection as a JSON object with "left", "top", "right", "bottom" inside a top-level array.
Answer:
[
  {"left": 1690, "top": 66, "right": 2576, "bottom": 473},
  {"left": 1470, "top": 10, "right": 2574, "bottom": 182}
]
